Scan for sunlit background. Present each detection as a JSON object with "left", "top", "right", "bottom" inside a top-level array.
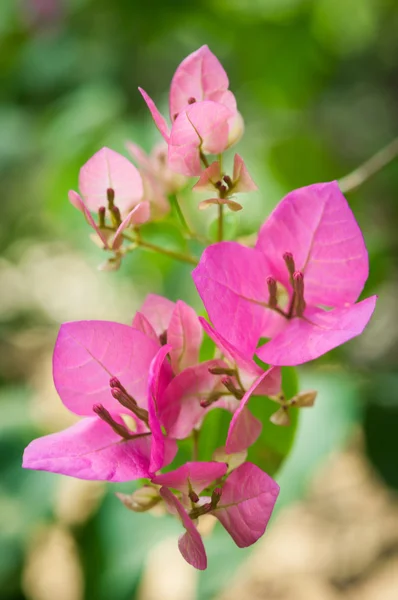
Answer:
[{"left": 1, "top": 0, "right": 398, "bottom": 598}]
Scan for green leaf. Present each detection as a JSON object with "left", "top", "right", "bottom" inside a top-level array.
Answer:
[
  {"left": 197, "top": 409, "right": 231, "bottom": 462},
  {"left": 247, "top": 366, "right": 299, "bottom": 476}
]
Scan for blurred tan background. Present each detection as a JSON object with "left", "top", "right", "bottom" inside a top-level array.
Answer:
[{"left": 1, "top": 0, "right": 397, "bottom": 599}]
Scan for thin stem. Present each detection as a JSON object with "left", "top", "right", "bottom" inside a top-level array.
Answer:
[
  {"left": 137, "top": 239, "right": 199, "bottom": 265},
  {"left": 169, "top": 194, "right": 192, "bottom": 236},
  {"left": 338, "top": 137, "right": 398, "bottom": 193},
  {"left": 199, "top": 150, "right": 209, "bottom": 169},
  {"left": 217, "top": 203, "right": 224, "bottom": 242},
  {"left": 123, "top": 234, "right": 198, "bottom": 266}
]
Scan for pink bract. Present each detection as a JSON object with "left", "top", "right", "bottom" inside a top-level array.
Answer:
[
  {"left": 53, "top": 321, "right": 161, "bottom": 415},
  {"left": 226, "top": 367, "right": 281, "bottom": 453},
  {"left": 24, "top": 321, "right": 178, "bottom": 482},
  {"left": 133, "top": 294, "right": 203, "bottom": 375},
  {"left": 160, "top": 487, "right": 207, "bottom": 570},
  {"left": 152, "top": 461, "right": 227, "bottom": 494},
  {"left": 22, "top": 415, "right": 153, "bottom": 482},
  {"left": 211, "top": 462, "right": 279, "bottom": 547},
  {"left": 139, "top": 46, "right": 243, "bottom": 177},
  {"left": 78, "top": 147, "right": 144, "bottom": 216},
  {"left": 193, "top": 181, "right": 377, "bottom": 366}
]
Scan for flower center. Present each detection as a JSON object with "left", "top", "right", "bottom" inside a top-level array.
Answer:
[{"left": 266, "top": 252, "right": 307, "bottom": 319}]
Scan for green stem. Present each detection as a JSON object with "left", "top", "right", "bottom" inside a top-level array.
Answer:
[
  {"left": 123, "top": 234, "right": 198, "bottom": 265},
  {"left": 137, "top": 239, "right": 198, "bottom": 265},
  {"left": 217, "top": 203, "right": 224, "bottom": 242},
  {"left": 339, "top": 137, "right": 398, "bottom": 193},
  {"left": 169, "top": 194, "right": 192, "bottom": 236}
]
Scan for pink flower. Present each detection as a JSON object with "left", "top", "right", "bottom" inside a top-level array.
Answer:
[
  {"left": 132, "top": 294, "right": 203, "bottom": 375},
  {"left": 193, "top": 182, "right": 377, "bottom": 366},
  {"left": 193, "top": 154, "right": 258, "bottom": 212},
  {"left": 157, "top": 462, "right": 279, "bottom": 569},
  {"left": 23, "top": 321, "right": 177, "bottom": 481},
  {"left": 139, "top": 46, "right": 243, "bottom": 176},
  {"left": 69, "top": 147, "right": 150, "bottom": 249},
  {"left": 132, "top": 294, "right": 280, "bottom": 445},
  {"left": 126, "top": 141, "right": 187, "bottom": 219}
]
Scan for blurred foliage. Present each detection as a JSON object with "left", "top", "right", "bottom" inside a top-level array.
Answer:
[{"left": 0, "top": 0, "right": 397, "bottom": 598}]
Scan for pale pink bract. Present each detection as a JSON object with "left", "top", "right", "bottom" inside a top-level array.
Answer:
[{"left": 139, "top": 46, "right": 243, "bottom": 176}]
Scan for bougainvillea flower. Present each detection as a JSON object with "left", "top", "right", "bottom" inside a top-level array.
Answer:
[
  {"left": 78, "top": 147, "right": 144, "bottom": 215},
  {"left": 193, "top": 154, "right": 257, "bottom": 194},
  {"left": 127, "top": 141, "right": 175, "bottom": 220},
  {"left": 193, "top": 182, "right": 377, "bottom": 366},
  {"left": 139, "top": 46, "right": 244, "bottom": 176},
  {"left": 133, "top": 294, "right": 203, "bottom": 375},
  {"left": 23, "top": 321, "right": 177, "bottom": 481},
  {"left": 160, "top": 486, "right": 208, "bottom": 570},
  {"left": 152, "top": 461, "right": 228, "bottom": 496},
  {"left": 169, "top": 45, "right": 244, "bottom": 148},
  {"left": 210, "top": 462, "right": 279, "bottom": 547},
  {"left": 69, "top": 147, "right": 149, "bottom": 248},
  {"left": 159, "top": 461, "right": 279, "bottom": 569},
  {"left": 193, "top": 154, "right": 257, "bottom": 211},
  {"left": 127, "top": 140, "right": 186, "bottom": 199}
]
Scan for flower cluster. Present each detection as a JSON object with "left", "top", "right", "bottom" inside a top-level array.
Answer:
[{"left": 23, "top": 46, "right": 377, "bottom": 570}]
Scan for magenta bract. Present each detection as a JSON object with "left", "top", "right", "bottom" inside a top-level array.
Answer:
[{"left": 193, "top": 181, "right": 377, "bottom": 366}]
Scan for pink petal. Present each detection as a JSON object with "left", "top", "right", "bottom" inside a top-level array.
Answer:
[
  {"left": 147, "top": 344, "right": 175, "bottom": 473},
  {"left": 193, "top": 242, "right": 284, "bottom": 357},
  {"left": 212, "top": 462, "right": 279, "bottom": 547},
  {"left": 257, "top": 296, "right": 377, "bottom": 366},
  {"left": 138, "top": 88, "right": 170, "bottom": 142},
  {"left": 53, "top": 321, "right": 160, "bottom": 416},
  {"left": 22, "top": 416, "right": 152, "bottom": 482},
  {"left": 79, "top": 147, "right": 143, "bottom": 216},
  {"left": 185, "top": 101, "right": 232, "bottom": 155},
  {"left": 125, "top": 141, "right": 152, "bottom": 170},
  {"left": 199, "top": 317, "right": 261, "bottom": 377},
  {"left": 152, "top": 461, "right": 227, "bottom": 494},
  {"left": 141, "top": 172, "right": 171, "bottom": 220},
  {"left": 169, "top": 45, "right": 229, "bottom": 121},
  {"left": 168, "top": 301, "right": 203, "bottom": 374},
  {"left": 192, "top": 161, "right": 221, "bottom": 192},
  {"left": 256, "top": 182, "right": 369, "bottom": 307},
  {"left": 161, "top": 360, "right": 227, "bottom": 438},
  {"left": 139, "top": 294, "right": 175, "bottom": 336},
  {"left": 132, "top": 312, "right": 159, "bottom": 344},
  {"left": 68, "top": 190, "right": 109, "bottom": 248},
  {"left": 168, "top": 140, "right": 202, "bottom": 177},
  {"left": 160, "top": 487, "right": 207, "bottom": 570},
  {"left": 112, "top": 201, "right": 150, "bottom": 248},
  {"left": 226, "top": 368, "right": 280, "bottom": 453},
  {"left": 232, "top": 154, "right": 258, "bottom": 193}
]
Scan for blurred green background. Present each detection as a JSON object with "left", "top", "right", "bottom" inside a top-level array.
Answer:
[{"left": 1, "top": 0, "right": 397, "bottom": 599}]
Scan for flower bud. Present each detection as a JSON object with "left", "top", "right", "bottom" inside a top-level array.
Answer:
[
  {"left": 290, "top": 390, "right": 317, "bottom": 408},
  {"left": 116, "top": 486, "right": 160, "bottom": 512},
  {"left": 270, "top": 406, "right": 290, "bottom": 427}
]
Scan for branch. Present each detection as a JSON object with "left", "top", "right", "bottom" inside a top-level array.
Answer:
[{"left": 338, "top": 137, "right": 398, "bottom": 193}]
